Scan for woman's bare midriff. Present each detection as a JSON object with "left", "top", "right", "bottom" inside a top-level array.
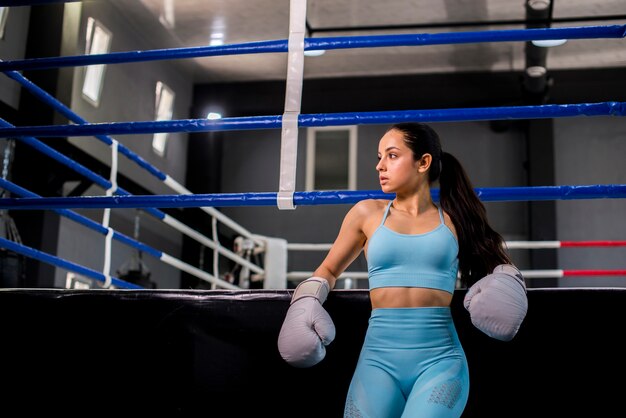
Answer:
[{"left": 370, "top": 287, "right": 453, "bottom": 309}]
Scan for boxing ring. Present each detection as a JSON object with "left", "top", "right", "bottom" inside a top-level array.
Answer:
[{"left": 1, "top": 1, "right": 626, "bottom": 416}]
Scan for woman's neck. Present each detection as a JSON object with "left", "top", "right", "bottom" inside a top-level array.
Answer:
[{"left": 392, "top": 186, "right": 435, "bottom": 216}]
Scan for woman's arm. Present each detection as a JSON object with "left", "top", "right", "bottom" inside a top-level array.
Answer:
[
  {"left": 313, "top": 200, "right": 371, "bottom": 290},
  {"left": 277, "top": 201, "right": 372, "bottom": 368}
]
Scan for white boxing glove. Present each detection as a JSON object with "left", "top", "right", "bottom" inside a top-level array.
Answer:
[
  {"left": 463, "top": 264, "right": 528, "bottom": 341},
  {"left": 277, "top": 277, "right": 336, "bottom": 368}
]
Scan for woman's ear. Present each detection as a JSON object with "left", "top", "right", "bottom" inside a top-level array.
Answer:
[{"left": 418, "top": 153, "right": 432, "bottom": 173}]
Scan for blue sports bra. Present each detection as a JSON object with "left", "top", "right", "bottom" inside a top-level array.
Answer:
[{"left": 367, "top": 200, "right": 459, "bottom": 294}]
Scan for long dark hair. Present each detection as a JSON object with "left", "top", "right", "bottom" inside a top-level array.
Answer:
[{"left": 389, "top": 122, "right": 511, "bottom": 287}]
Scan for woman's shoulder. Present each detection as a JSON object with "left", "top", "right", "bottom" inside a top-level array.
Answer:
[
  {"left": 348, "top": 199, "right": 389, "bottom": 221},
  {"left": 353, "top": 198, "right": 389, "bottom": 212}
]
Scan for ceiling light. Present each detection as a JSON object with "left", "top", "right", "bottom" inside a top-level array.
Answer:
[
  {"left": 206, "top": 112, "right": 222, "bottom": 120},
  {"left": 531, "top": 39, "right": 567, "bottom": 47},
  {"left": 304, "top": 50, "right": 326, "bottom": 57}
]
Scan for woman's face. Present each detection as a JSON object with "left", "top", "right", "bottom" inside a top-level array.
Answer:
[{"left": 376, "top": 129, "right": 426, "bottom": 194}]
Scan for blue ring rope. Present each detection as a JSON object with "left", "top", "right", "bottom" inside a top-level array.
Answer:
[
  {"left": 0, "top": 177, "right": 163, "bottom": 259},
  {"left": 0, "top": 101, "right": 624, "bottom": 138},
  {"left": 0, "top": 185, "right": 625, "bottom": 210},
  {"left": 0, "top": 117, "right": 166, "bottom": 221},
  {"left": 0, "top": 236, "right": 143, "bottom": 289},
  {"left": 0, "top": 24, "right": 624, "bottom": 72}
]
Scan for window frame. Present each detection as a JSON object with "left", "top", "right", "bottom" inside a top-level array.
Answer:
[{"left": 305, "top": 125, "right": 358, "bottom": 191}]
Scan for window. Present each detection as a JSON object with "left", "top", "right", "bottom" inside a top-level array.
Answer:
[
  {"left": 152, "top": 81, "right": 175, "bottom": 157},
  {"left": 82, "top": 17, "right": 112, "bottom": 106},
  {"left": 306, "top": 126, "right": 357, "bottom": 191},
  {"left": 0, "top": 8, "right": 9, "bottom": 39}
]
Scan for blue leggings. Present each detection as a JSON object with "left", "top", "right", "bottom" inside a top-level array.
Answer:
[{"left": 344, "top": 307, "right": 469, "bottom": 418}]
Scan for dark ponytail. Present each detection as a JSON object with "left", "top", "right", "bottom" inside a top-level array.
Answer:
[
  {"left": 439, "top": 152, "right": 511, "bottom": 287},
  {"left": 389, "top": 122, "right": 510, "bottom": 287}
]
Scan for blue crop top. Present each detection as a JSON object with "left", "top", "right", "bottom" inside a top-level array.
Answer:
[{"left": 367, "top": 200, "right": 459, "bottom": 294}]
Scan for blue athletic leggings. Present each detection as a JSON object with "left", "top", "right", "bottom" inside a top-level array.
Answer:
[{"left": 344, "top": 307, "right": 470, "bottom": 418}]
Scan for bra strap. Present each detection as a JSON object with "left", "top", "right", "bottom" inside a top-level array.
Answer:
[
  {"left": 437, "top": 205, "right": 445, "bottom": 225},
  {"left": 380, "top": 200, "right": 393, "bottom": 227}
]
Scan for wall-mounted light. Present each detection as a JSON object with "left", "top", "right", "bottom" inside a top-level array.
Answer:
[
  {"left": 210, "top": 32, "right": 224, "bottom": 47},
  {"left": 527, "top": 0, "right": 550, "bottom": 11},
  {"left": 525, "top": 66, "right": 547, "bottom": 78},
  {"left": 524, "top": 0, "right": 552, "bottom": 99},
  {"left": 207, "top": 112, "right": 222, "bottom": 120},
  {"left": 524, "top": 66, "right": 548, "bottom": 95}
]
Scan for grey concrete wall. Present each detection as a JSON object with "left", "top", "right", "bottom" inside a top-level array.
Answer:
[
  {"left": 64, "top": 1, "right": 192, "bottom": 196},
  {"left": 7, "top": 6, "right": 625, "bottom": 291},
  {"left": 49, "top": 2, "right": 197, "bottom": 288},
  {"left": 219, "top": 121, "right": 529, "bottom": 288},
  {"left": 554, "top": 116, "right": 626, "bottom": 287}
]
